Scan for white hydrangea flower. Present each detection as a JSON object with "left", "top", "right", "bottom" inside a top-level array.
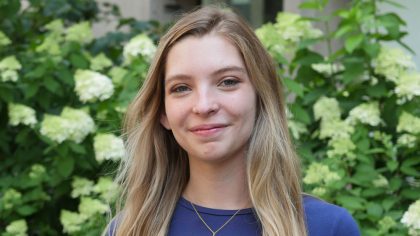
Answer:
[
  {"left": 36, "top": 34, "right": 62, "bottom": 56},
  {"left": 61, "top": 107, "right": 95, "bottom": 143},
  {"left": 123, "top": 34, "right": 157, "bottom": 63},
  {"left": 93, "top": 177, "right": 119, "bottom": 202},
  {"left": 287, "top": 119, "right": 307, "bottom": 140},
  {"left": 372, "top": 175, "right": 389, "bottom": 188},
  {"left": 327, "top": 137, "right": 356, "bottom": 160},
  {"left": 60, "top": 210, "right": 86, "bottom": 234},
  {"left": 29, "top": 164, "right": 46, "bottom": 180},
  {"left": 0, "top": 56, "right": 22, "bottom": 71},
  {"left": 0, "top": 30, "right": 11, "bottom": 47},
  {"left": 397, "top": 112, "right": 420, "bottom": 134},
  {"left": 65, "top": 21, "right": 93, "bottom": 44},
  {"left": 303, "top": 163, "right": 340, "bottom": 185},
  {"left": 275, "top": 12, "right": 323, "bottom": 43},
  {"left": 319, "top": 119, "right": 354, "bottom": 140},
  {"left": 109, "top": 66, "right": 128, "bottom": 86},
  {"left": 94, "top": 133, "right": 125, "bottom": 163},
  {"left": 71, "top": 177, "right": 95, "bottom": 198},
  {"left": 378, "top": 216, "right": 397, "bottom": 234},
  {"left": 255, "top": 23, "right": 287, "bottom": 57},
  {"left": 8, "top": 103, "right": 37, "bottom": 127},
  {"left": 74, "top": 69, "right": 114, "bottom": 103},
  {"left": 1, "top": 69, "right": 19, "bottom": 82},
  {"left": 256, "top": 12, "right": 322, "bottom": 58},
  {"left": 90, "top": 53, "right": 113, "bottom": 71},
  {"left": 401, "top": 200, "right": 420, "bottom": 236},
  {"left": 395, "top": 73, "right": 420, "bottom": 103},
  {"left": 311, "top": 62, "right": 344, "bottom": 77},
  {"left": 374, "top": 47, "right": 416, "bottom": 83},
  {"left": 312, "top": 187, "right": 327, "bottom": 196},
  {"left": 45, "top": 19, "right": 64, "bottom": 34},
  {"left": 40, "top": 108, "right": 95, "bottom": 143},
  {"left": 0, "top": 56, "right": 22, "bottom": 82},
  {"left": 78, "top": 197, "right": 109, "bottom": 218},
  {"left": 40, "top": 114, "right": 72, "bottom": 143},
  {"left": 346, "top": 102, "right": 381, "bottom": 126},
  {"left": 2, "top": 188, "right": 22, "bottom": 210},
  {"left": 5, "top": 219, "right": 28, "bottom": 236},
  {"left": 397, "top": 134, "right": 417, "bottom": 148},
  {"left": 313, "top": 97, "right": 341, "bottom": 122}
]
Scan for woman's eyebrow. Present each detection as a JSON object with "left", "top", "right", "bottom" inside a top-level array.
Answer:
[
  {"left": 165, "top": 66, "right": 247, "bottom": 85},
  {"left": 211, "top": 66, "right": 247, "bottom": 76},
  {"left": 165, "top": 74, "right": 191, "bottom": 85}
]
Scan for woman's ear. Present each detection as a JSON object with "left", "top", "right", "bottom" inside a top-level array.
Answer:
[{"left": 160, "top": 113, "right": 171, "bottom": 130}]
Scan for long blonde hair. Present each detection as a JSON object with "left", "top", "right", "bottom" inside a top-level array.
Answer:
[{"left": 112, "top": 6, "right": 307, "bottom": 236}]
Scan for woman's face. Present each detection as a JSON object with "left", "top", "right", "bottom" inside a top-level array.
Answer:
[{"left": 161, "top": 34, "right": 257, "bottom": 164}]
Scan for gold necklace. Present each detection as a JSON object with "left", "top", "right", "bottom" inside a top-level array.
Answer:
[{"left": 190, "top": 201, "right": 242, "bottom": 236}]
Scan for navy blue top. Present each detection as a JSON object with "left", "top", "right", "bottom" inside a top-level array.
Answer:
[{"left": 107, "top": 195, "right": 361, "bottom": 236}]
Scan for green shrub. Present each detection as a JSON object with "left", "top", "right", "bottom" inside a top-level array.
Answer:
[
  {"left": 256, "top": 0, "right": 420, "bottom": 235},
  {"left": 0, "top": 0, "right": 162, "bottom": 235}
]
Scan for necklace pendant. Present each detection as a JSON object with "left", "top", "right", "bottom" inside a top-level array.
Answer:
[{"left": 212, "top": 233, "right": 216, "bottom": 236}]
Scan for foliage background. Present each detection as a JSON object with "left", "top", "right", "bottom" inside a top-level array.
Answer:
[{"left": 0, "top": 0, "right": 419, "bottom": 235}]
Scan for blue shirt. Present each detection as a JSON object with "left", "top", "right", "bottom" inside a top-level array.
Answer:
[{"left": 107, "top": 195, "right": 361, "bottom": 236}]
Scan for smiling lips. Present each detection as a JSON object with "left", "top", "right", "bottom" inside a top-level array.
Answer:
[{"left": 189, "top": 124, "right": 228, "bottom": 136}]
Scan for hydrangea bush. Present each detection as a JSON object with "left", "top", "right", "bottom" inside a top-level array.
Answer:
[
  {"left": 256, "top": 0, "right": 420, "bottom": 235},
  {"left": 0, "top": 0, "right": 161, "bottom": 234}
]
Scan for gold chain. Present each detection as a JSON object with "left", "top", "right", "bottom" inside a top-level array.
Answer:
[{"left": 190, "top": 201, "right": 242, "bottom": 236}]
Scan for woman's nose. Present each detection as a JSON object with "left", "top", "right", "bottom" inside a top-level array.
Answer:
[{"left": 192, "top": 88, "right": 220, "bottom": 115}]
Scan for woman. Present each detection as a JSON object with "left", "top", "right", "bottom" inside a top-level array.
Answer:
[{"left": 107, "top": 6, "right": 360, "bottom": 236}]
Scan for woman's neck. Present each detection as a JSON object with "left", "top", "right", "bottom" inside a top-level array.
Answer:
[{"left": 183, "top": 155, "right": 251, "bottom": 210}]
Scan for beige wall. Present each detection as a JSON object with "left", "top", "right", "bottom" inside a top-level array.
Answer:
[{"left": 93, "top": 0, "right": 151, "bottom": 37}]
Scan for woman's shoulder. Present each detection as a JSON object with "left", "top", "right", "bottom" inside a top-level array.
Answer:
[
  {"left": 303, "top": 195, "right": 361, "bottom": 236},
  {"left": 104, "top": 214, "right": 122, "bottom": 236}
]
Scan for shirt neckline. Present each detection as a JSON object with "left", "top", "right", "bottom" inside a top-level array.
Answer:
[{"left": 179, "top": 196, "right": 254, "bottom": 216}]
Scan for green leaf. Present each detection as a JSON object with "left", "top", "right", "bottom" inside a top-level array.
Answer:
[
  {"left": 43, "top": 77, "right": 61, "bottom": 94},
  {"left": 70, "top": 53, "right": 89, "bottom": 69},
  {"left": 283, "top": 78, "right": 305, "bottom": 97},
  {"left": 56, "top": 155, "right": 75, "bottom": 178},
  {"left": 68, "top": 142, "right": 86, "bottom": 154},
  {"left": 24, "top": 83, "right": 39, "bottom": 99},
  {"left": 289, "top": 104, "right": 311, "bottom": 124},
  {"left": 363, "top": 42, "right": 380, "bottom": 58},
  {"left": 334, "top": 24, "right": 354, "bottom": 38},
  {"left": 0, "top": 0, "right": 21, "bottom": 19},
  {"left": 382, "top": 198, "right": 398, "bottom": 211},
  {"left": 345, "top": 34, "right": 364, "bottom": 53},
  {"left": 25, "top": 65, "right": 47, "bottom": 79},
  {"left": 299, "top": 1, "right": 320, "bottom": 10},
  {"left": 386, "top": 160, "right": 399, "bottom": 172},
  {"left": 336, "top": 195, "right": 365, "bottom": 210},
  {"left": 367, "top": 202, "right": 383, "bottom": 218},
  {"left": 401, "top": 189, "right": 420, "bottom": 200},
  {"left": 362, "top": 188, "right": 385, "bottom": 198},
  {"left": 389, "top": 177, "right": 402, "bottom": 191},
  {"left": 377, "top": 13, "right": 405, "bottom": 39},
  {"left": 293, "top": 50, "right": 323, "bottom": 66},
  {"left": 59, "top": 70, "right": 74, "bottom": 86},
  {"left": 342, "top": 61, "right": 364, "bottom": 84},
  {"left": 401, "top": 157, "right": 420, "bottom": 168},
  {"left": 0, "top": 87, "right": 14, "bottom": 102},
  {"left": 367, "top": 83, "right": 387, "bottom": 98},
  {"left": 400, "top": 166, "right": 420, "bottom": 177},
  {"left": 16, "top": 205, "right": 37, "bottom": 216},
  {"left": 383, "top": 0, "right": 405, "bottom": 8}
]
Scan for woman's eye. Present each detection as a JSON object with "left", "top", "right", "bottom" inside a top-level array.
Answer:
[
  {"left": 219, "top": 78, "right": 239, "bottom": 87},
  {"left": 171, "top": 85, "right": 190, "bottom": 93}
]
